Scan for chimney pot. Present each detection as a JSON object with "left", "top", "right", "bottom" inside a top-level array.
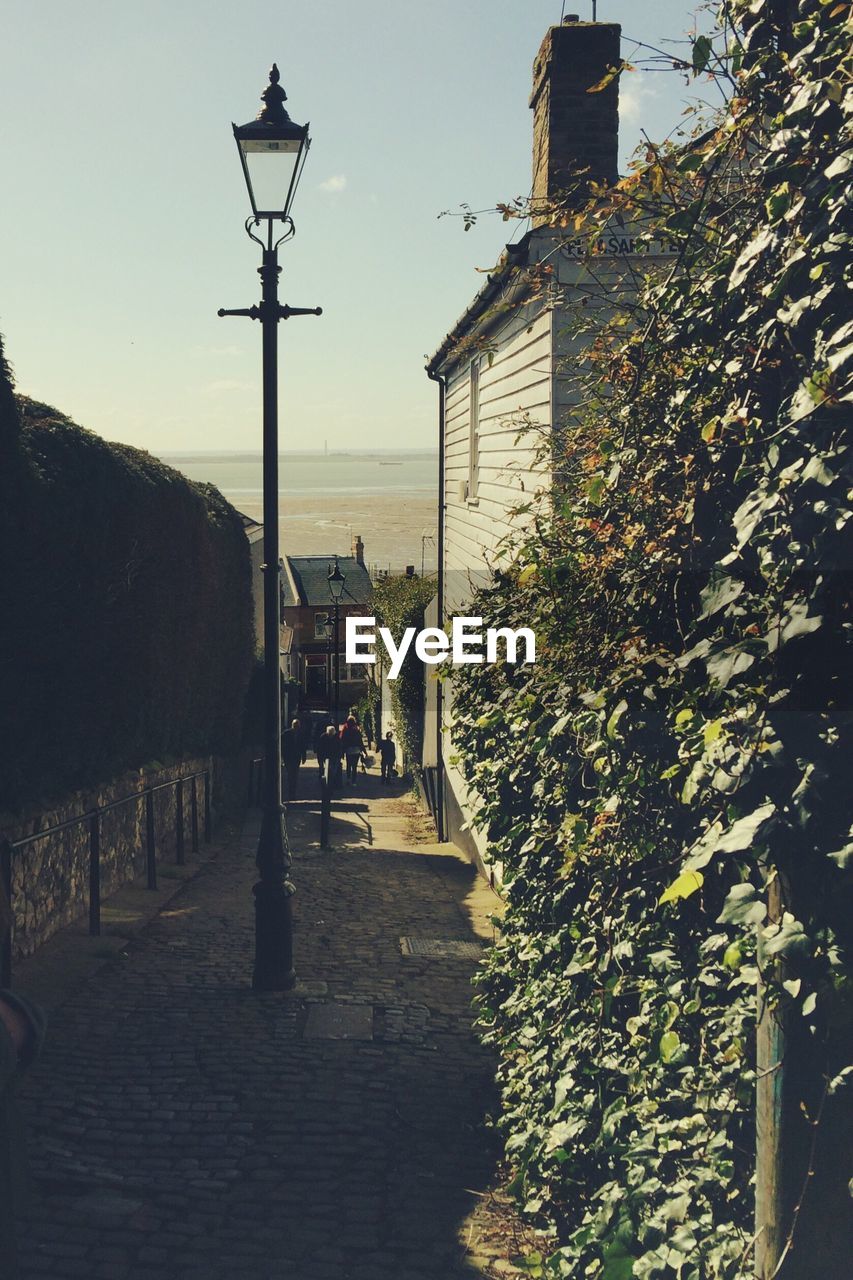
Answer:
[{"left": 352, "top": 534, "right": 365, "bottom": 566}]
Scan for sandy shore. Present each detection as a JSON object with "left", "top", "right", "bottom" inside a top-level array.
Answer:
[{"left": 229, "top": 491, "right": 438, "bottom": 574}]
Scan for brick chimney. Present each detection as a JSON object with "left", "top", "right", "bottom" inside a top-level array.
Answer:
[
  {"left": 529, "top": 17, "right": 621, "bottom": 224},
  {"left": 352, "top": 534, "right": 364, "bottom": 566}
]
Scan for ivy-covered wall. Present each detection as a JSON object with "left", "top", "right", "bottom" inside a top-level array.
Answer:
[
  {"left": 372, "top": 574, "right": 437, "bottom": 774},
  {"left": 0, "top": 338, "right": 254, "bottom": 813},
  {"left": 450, "top": 3, "right": 852, "bottom": 1277}
]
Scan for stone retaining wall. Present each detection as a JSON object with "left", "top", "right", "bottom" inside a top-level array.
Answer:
[{"left": 1, "top": 756, "right": 214, "bottom": 959}]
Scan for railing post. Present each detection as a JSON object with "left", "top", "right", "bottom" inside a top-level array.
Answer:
[
  {"left": 247, "top": 759, "right": 255, "bottom": 807},
  {"left": 190, "top": 777, "right": 200, "bottom": 854},
  {"left": 320, "top": 770, "right": 331, "bottom": 849},
  {"left": 1, "top": 837, "right": 13, "bottom": 988},
  {"left": 88, "top": 810, "right": 101, "bottom": 936},
  {"left": 203, "top": 769, "right": 212, "bottom": 844},
  {"left": 145, "top": 790, "right": 157, "bottom": 890},
  {"left": 175, "top": 779, "right": 185, "bottom": 866}
]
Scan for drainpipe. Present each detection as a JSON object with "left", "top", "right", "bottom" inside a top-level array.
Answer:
[{"left": 426, "top": 364, "right": 447, "bottom": 842}]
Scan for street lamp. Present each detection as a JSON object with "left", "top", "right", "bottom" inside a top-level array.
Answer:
[
  {"left": 322, "top": 615, "right": 334, "bottom": 720},
  {"left": 421, "top": 530, "right": 435, "bottom": 580},
  {"left": 328, "top": 558, "right": 346, "bottom": 731},
  {"left": 232, "top": 65, "right": 309, "bottom": 225},
  {"left": 219, "top": 64, "right": 321, "bottom": 992}
]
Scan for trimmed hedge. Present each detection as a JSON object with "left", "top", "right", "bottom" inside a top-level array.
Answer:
[{"left": 0, "top": 337, "right": 253, "bottom": 810}]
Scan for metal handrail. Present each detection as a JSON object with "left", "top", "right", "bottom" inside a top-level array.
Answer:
[
  {"left": 1, "top": 767, "right": 212, "bottom": 988},
  {"left": 247, "top": 756, "right": 264, "bottom": 807}
]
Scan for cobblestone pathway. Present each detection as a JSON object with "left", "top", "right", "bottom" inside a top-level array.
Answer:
[{"left": 15, "top": 765, "right": 539, "bottom": 1280}]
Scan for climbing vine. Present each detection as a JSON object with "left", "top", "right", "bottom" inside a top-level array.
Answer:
[
  {"left": 372, "top": 574, "right": 436, "bottom": 774},
  {"left": 449, "top": 3, "right": 853, "bottom": 1276}
]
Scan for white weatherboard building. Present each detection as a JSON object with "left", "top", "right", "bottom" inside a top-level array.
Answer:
[{"left": 424, "top": 17, "right": 677, "bottom": 872}]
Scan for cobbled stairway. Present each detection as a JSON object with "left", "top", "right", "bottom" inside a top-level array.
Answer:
[{"left": 14, "top": 764, "right": 537, "bottom": 1280}]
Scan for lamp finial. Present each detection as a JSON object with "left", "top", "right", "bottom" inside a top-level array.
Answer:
[{"left": 257, "top": 62, "right": 290, "bottom": 124}]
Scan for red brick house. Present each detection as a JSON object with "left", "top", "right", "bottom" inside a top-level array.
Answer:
[{"left": 282, "top": 536, "right": 374, "bottom": 715}]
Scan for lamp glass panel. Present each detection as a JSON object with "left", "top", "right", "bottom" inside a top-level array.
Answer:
[{"left": 240, "top": 138, "right": 301, "bottom": 215}]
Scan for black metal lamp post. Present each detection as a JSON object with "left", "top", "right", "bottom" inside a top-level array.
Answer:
[
  {"left": 323, "top": 616, "right": 334, "bottom": 720},
  {"left": 219, "top": 64, "right": 321, "bottom": 992},
  {"left": 421, "top": 530, "right": 435, "bottom": 579},
  {"left": 328, "top": 559, "right": 346, "bottom": 731}
]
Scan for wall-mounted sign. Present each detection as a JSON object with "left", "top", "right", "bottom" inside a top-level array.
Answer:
[{"left": 560, "top": 234, "right": 679, "bottom": 258}]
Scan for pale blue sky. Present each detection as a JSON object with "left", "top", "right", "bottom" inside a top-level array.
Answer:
[{"left": 1, "top": 1, "right": 712, "bottom": 452}]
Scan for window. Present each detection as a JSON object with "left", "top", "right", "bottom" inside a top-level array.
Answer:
[
  {"left": 337, "top": 656, "right": 364, "bottom": 684},
  {"left": 468, "top": 358, "right": 480, "bottom": 502},
  {"left": 314, "top": 611, "right": 330, "bottom": 639},
  {"left": 304, "top": 654, "right": 327, "bottom": 696}
]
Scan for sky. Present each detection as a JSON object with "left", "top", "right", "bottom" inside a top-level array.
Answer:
[{"left": 1, "top": 1, "right": 716, "bottom": 454}]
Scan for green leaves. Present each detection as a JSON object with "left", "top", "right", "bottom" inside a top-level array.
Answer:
[
  {"left": 762, "top": 916, "right": 811, "bottom": 960},
  {"left": 766, "top": 183, "right": 792, "bottom": 224},
  {"left": 691, "top": 34, "right": 713, "bottom": 73},
  {"left": 445, "top": 5, "right": 853, "bottom": 1278},
  {"left": 602, "top": 1252, "right": 635, "bottom": 1280},
  {"left": 584, "top": 474, "right": 606, "bottom": 505},
  {"left": 606, "top": 699, "right": 629, "bottom": 740},
  {"left": 686, "top": 804, "right": 776, "bottom": 871},
  {"left": 659, "top": 1030, "right": 681, "bottom": 1063},
  {"left": 718, "top": 883, "right": 766, "bottom": 927},
  {"left": 659, "top": 870, "right": 704, "bottom": 906}
]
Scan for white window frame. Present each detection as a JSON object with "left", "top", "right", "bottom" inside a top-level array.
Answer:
[
  {"left": 468, "top": 358, "right": 480, "bottom": 504},
  {"left": 314, "top": 611, "right": 330, "bottom": 639},
  {"left": 340, "top": 656, "right": 364, "bottom": 684}
]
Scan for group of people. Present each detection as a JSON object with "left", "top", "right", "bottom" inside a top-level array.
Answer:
[
  {"left": 281, "top": 710, "right": 398, "bottom": 797},
  {"left": 315, "top": 714, "right": 398, "bottom": 786}
]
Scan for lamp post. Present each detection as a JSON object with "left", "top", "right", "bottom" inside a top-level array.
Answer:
[
  {"left": 323, "top": 615, "right": 334, "bottom": 720},
  {"left": 328, "top": 559, "right": 346, "bottom": 731},
  {"left": 421, "top": 530, "right": 435, "bottom": 580},
  {"left": 219, "top": 64, "right": 321, "bottom": 991}
]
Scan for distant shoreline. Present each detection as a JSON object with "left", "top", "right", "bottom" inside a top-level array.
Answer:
[
  {"left": 159, "top": 449, "right": 438, "bottom": 462},
  {"left": 160, "top": 450, "right": 438, "bottom": 564}
]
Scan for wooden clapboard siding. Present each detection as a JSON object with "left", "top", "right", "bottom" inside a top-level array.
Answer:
[{"left": 441, "top": 303, "right": 552, "bottom": 589}]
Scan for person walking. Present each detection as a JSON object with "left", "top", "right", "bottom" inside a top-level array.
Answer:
[
  {"left": 363, "top": 707, "right": 375, "bottom": 751},
  {"left": 292, "top": 716, "right": 308, "bottom": 764},
  {"left": 281, "top": 718, "right": 303, "bottom": 801},
  {"left": 379, "top": 730, "right": 397, "bottom": 783},
  {"left": 316, "top": 723, "right": 342, "bottom": 791},
  {"left": 339, "top": 716, "right": 365, "bottom": 784}
]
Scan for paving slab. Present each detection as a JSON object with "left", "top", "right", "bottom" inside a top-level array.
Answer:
[{"left": 303, "top": 1002, "right": 374, "bottom": 1041}]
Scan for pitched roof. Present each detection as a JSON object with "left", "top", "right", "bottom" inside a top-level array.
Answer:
[
  {"left": 283, "top": 555, "right": 373, "bottom": 608},
  {"left": 426, "top": 233, "right": 532, "bottom": 376},
  {"left": 237, "top": 510, "right": 264, "bottom": 544}
]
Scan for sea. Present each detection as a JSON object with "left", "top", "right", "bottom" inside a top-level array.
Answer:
[{"left": 160, "top": 450, "right": 439, "bottom": 574}]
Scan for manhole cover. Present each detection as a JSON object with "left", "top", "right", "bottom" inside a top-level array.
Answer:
[
  {"left": 400, "top": 937, "right": 484, "bottom": 959},
  {"left": 303, "top": 1003, "right": 374, "bottom": 1041}
]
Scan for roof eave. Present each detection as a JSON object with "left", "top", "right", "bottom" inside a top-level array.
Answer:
[{"left": 426, "top": 231, "right": 533, "bottom": 376}]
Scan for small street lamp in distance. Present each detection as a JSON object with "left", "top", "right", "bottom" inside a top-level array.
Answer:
[
  {"left": 218, "top": 64, "right": 322, "bottom": 992},
  {"left": 421, "top": 530, "right": 436, "bottom": 580}
]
